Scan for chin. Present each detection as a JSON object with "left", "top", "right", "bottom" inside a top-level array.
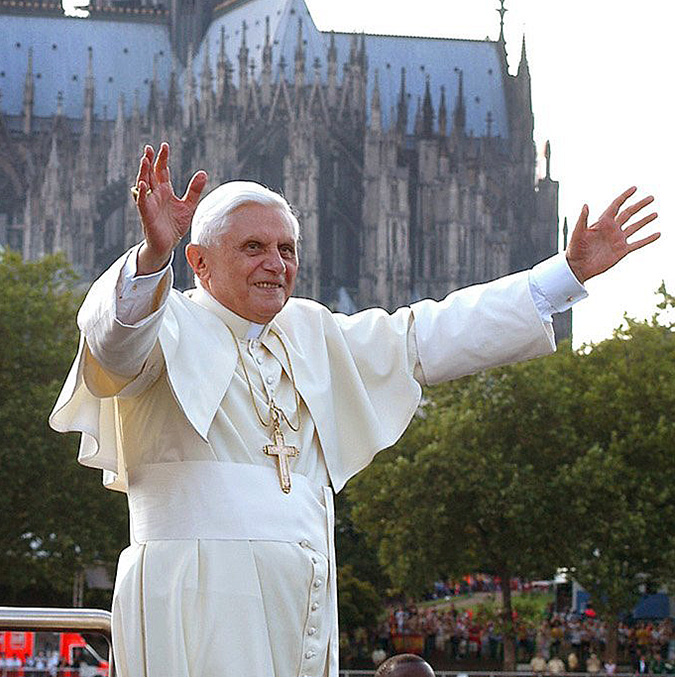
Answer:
[{"left": 249, "top": 301, "right": 286, "bottom": 324}]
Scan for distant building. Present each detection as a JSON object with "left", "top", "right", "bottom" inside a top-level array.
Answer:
[{"left": 0, "top": 0, "right": 570, "bottom": 337}]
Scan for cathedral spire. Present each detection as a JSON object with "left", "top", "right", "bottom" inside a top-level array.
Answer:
[
  {"left": 294, "top": 17, "right": 305, "bottom": 91},
  {"left": 108, "top": 93, "right": 126, "bottom": 181},
  {"left": 167, "top": 59, "right": 180, "bottom": 127},
  {"left": 41, "top": 132, "right": 61, "bottom": 255},
  {"left": 396, "top": 67, "right": 408, "bottom": 135},
  {"left": 132, "top": 89, "right": 141, "bottom": 127},
  {"left": 184, "top": 47, "right": 196, "bottom": 127},
  {"left": 414, "top": 95, "right": 423, "bottom": 136},
  {"left": 563, "top": 216, "right": 569, "bottom": 249},
  {"left": 83, "top": 47, "right": 95, "bottom": 137},
  {"left": 358, "top": 32, "right": 367, "bottom": 70},
  {"left": 263, "top": 14, "right": 272, "bottom": 65},
  {"left": 238, "top": 20, "right": 249, "bottom": 105},
  {"left": 438, "top": 84, "right": 447, "bottom": 136},
  {"left": 48, "top": 126, "right": 59, "bottom": 169},
  {"left": 545, "top": 139, "right": 551, "bottom": 179},
  {"left": 326, "top": 31, "right": 338, "bottom": 108},
  {"left": 327, "top": 29, "right": 337, "bottom": 64},
  {"left": 147, "top": 53, "right": 161, "bottom": 129},
  {"left": 216, "top": 26, "right": 228, "bottom": 108},
  {"left": 349, "top": 32, "right": 358, "bottom": 65},
  {"left": 452, "top": 68, "right": 466, "bottom": 137},
  {"left": 261, "top": 15, "right": 273, "bottom": 106},
  {"left": 497, "top": 0, "right": 507, "bottom": 44},
  {"left": 369, "top": 68, "right": 382, "bottom": 132},
  {"left": 422, "top": 75, "right": 434, "bottom": 138},
  {"left": 200, "top": 36, "right": 213, "bottom": 120},
  {"left": 22, "top": 47, "right": 35, "bottom": 135},
  {"left": 518, "top": 33, "right": 530, "bottom": 78}
]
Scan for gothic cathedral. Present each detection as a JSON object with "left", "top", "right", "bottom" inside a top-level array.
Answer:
[{"left": 0, "top": 0, "right": 569, "bottom": 336}]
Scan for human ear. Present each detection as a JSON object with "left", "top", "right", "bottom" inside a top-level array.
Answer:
[{"left": 185, "top": 243, "right": 211, "bottom": 283}]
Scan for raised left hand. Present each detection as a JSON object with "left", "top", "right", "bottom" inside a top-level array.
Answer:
[{"left": 565, "top": 187, "right": 660, "bottom": 283}]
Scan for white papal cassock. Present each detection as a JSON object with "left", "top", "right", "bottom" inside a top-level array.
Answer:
[{"left": 49, "top": 246, "right": 585, "bottom": 677}]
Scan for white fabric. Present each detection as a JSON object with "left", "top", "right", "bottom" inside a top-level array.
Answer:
[
  {"left": 529, "top": 253, "right": 587, "bottom": 320},
  {"left": 50, "top": 245, "right": 578, "bottom": 677},
  {"left": 128, "top": 462, "right": 330, "bottom": 552},
  {"left": 116, "top": 249, "right": 174, "bottom": 326},
  {"left": 119, "top": 461, "right": 338, "bottom": 677}
]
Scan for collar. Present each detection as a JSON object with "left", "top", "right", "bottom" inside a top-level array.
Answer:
[{"left": 187, "top": 284, "right": 268, "bottom": 340}]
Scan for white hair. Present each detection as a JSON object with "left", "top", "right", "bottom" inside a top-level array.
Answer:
[{"left": 190, "top": 180, "right": 300, "bottom": 247}]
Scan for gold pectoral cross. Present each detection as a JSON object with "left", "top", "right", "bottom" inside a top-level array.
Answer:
[{"left": 263, "top": 413, "right": 299, "bottom": 493}]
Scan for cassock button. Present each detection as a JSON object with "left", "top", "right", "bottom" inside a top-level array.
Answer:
[
  {"left": 308, "top": 627, "right": 317, "bottom": 635},
  {"left": 311, "top": 555, "right": 319, "bottom": 564},
  {"left": 266, "top": 375, "right": 274, "bottom": 384},
  {"left": 311, "top": 602, "right": 319, "bottom": 610},
  {"left": 567, "top": 296, "right": 574, "bottom": 303},
  {"left": 256, "top": 356, "right": 263, "bottom": 364},
  {"left": 313, "top": 578, "right": 322, "bottom": 588},
  {"left": 305, "top": 650, "right": 316, "bottom": 659},
  {"left": 300, "top": 539, "right": 310, "bottom": 548}
]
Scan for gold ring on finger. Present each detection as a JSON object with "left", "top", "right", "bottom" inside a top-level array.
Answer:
[{"left": 130, "top": 186, "right": 152, "bottom": 203}]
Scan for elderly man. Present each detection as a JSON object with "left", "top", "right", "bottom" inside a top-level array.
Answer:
[{"left": 50, "top": 142, "right": 659, "bottom": 677}]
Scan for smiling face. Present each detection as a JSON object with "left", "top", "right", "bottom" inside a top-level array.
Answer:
[{"left": 186, "top": 202, "right": 299, "bottom": 324}]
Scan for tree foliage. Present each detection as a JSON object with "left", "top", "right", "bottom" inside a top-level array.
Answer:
[
  {"left": 337, "top": 565, "right": 382, "bottom": 631},
  {"left": 559, "top": 293, "right": 675, "bottom": 657},
  {"left": 0, "top": 250, "right": 128, "bottom": 605},
  {"left": 347, "top": 287, "right": 675, "bottom": 665}
]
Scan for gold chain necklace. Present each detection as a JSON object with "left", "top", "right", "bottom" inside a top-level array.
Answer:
[{"left": 227, "top": 325, "right": 302, "bottom": 493}]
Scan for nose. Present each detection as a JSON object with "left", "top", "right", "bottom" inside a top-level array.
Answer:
[{"left": 262, "top": 247, "right": 286, "bottom": 274}]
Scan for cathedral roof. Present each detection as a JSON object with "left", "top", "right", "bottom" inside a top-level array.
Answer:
[
  {"left": 0, "top": 14, "right": 172, "bottom": 119},
  {"left": 331, "top": 33, "right": 508, "bottom": 137},
  {"left": 193, "top": 0, "right": 508, "bottom": 137},
  {"left": 193, "top": 0, "right": 326, "bottom": 86},
  {"left": 0, "top": 0, "right": 508, "bottom": 138}
]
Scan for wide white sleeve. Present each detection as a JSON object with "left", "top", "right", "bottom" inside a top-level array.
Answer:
[
  {"left": 410, "top": 255, "right": 586, "bottom": 386},
  {"left": 77, "top": 246, "right": 173, "bottom": 394},
  {"left": 50, "top": 247, "right": 174, "bottom": 489},
  {"left": 117, "top": 246, "right": 175, "bottom": 325}
]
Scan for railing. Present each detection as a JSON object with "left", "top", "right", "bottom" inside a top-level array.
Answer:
[
  {"left": 0, "top": 671, "right": 103, "bottom": 676},
  {"left": 338, "top": 672, "right": 638, "bottom": 677},
  {"left": 0, "top": 607, "right": 114, "bottom": 677}
]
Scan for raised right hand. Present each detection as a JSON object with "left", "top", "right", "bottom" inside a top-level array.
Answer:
[{"left": 133, "top": 142, "right": 208, "bottom": 275}]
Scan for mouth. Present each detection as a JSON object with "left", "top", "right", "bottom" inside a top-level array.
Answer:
[{"left": 254, "top": 282, "right": 283, "bottom": 290}]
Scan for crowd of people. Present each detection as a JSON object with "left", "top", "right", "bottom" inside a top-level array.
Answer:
[
  {"left": 339, "top": 576, "right": 674, "bottom": 674},
  {"left": 373, "top": 604, "right": 673, "bottom": 672},
  {"left": 0, "top": 651, "right": 90, "bottom": 676}
]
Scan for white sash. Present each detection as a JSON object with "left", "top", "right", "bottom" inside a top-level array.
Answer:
[
  {"left": 127, "top": 460, "right": 339, "bottom": 673},
  {"left": 127, "top": 461, "right": 332, "bottom": 558}
]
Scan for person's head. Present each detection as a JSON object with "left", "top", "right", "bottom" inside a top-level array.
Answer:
[
  {"left": 185, "top": 180, "right": 300, "bottom": 324},
  {"left": 374, "top": 654, "right": 436, "bottom": 677}
]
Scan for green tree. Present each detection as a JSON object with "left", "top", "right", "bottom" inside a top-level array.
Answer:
[
  {"left": 348, "top": 347, "right": 581, "bottom": 669},
  {"left": 0, "top": 251, "right": 128, "bottom": 606},
  {"left": 347, "top": 287, "right": 675, "bottom": 668},
  {"left": 561, "top": 290, "right": 675, "bottom": 662},
  {"left": 337, "top": 564, "right": 382, "bottom": 632}
]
